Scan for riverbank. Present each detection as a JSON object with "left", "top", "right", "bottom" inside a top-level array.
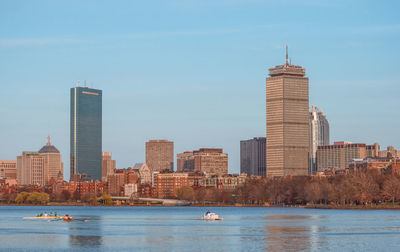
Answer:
[
  {"left": 2, "top": 202, "right": 400, "bottom": 209},
  {"left": 305, "top": 204, "right": 400, "bottom": 210}
]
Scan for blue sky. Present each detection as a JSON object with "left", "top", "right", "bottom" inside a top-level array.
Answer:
[{"left": 1, "top": 0, "right": 399, "bottom": 179}]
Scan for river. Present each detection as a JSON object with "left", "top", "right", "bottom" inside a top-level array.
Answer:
[{"left": 0, "top": 206, "right": 399, "bottom": 251}]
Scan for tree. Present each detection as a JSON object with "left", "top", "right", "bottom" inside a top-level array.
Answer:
[
  {"left": 194, "top": 188, "right": 207, "bottom": 203},
  {"left": 15, "top": 192, "right": 30, "bottom": 204},
  {"left": 382, "top": 175, "right": 400, "bottom": 204},
  {"left": 101, "top": 193, "right": 113, "bottom": 206},
  {"left": 176, "top": 186, "right": 195, "bottom": 201},
  {"left": 62, "top": 190, "right": 71, "bottom": 201},
  {"left": 26, "top": 192, "right": 49, "bottom": 204},
  {"left": 304, "top": 181, "right": 321, "bottom": 204},
  {"left": 72, "top": 190, "right": 80, "bottom": 201}
]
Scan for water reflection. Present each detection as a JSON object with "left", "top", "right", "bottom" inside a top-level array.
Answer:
[
  {"left": 68, "top": 216, "right": 103, "bottom": 248},
  {"left": 264, "top": 215, "right": 325, "bottom": 251}
]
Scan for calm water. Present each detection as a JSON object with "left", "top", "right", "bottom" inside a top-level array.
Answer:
[{"left": 0, "top": 206, "right": 399, "bottom": 251}]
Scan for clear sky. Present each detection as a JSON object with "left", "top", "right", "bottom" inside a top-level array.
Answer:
[{"left": 1, "top": 0, "right": 399, "bottom": 179}]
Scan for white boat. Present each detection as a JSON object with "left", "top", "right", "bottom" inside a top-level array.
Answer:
[{"left": 202, "top": 212, "right": 223, "bottom": 220}]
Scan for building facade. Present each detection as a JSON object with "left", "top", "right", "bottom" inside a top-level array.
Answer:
[
  {"left": 266, "top": 47, "right": 309, "bottom": 177},
  {"left": 0, "top": 160, "right": 16, "bottom": 179},
  {"left": 316, "top": 142, "right": 379, "bottom": 172},
  {"left": 309, "top": 106, "right": 330, "bottom": 174},
  {"left": 107, "top": 172, "right": 125, "bottom": 196},
  {"left": 240, "top": 137, "right": 266, "bottom": 176},
  {"left": 379, "top": 146, "right": 400, "bottom": 159},
  {"left": 16, "top": 137, "right": 63, "bottom": 185},
  {"left": 153, "top": 172, "right": 189, "bottom": 198},
  {"left": 132, "top": 163, "right": 151, "bottom": 184},
  {"left": 70, "top": 86, "right": 102, "bottom": 181},
  {"left": 38, "top": 136, "right": 64, "bottom": 184},
  {"left": 17, "top": 152, "right": 45, "bottom": 185},
  {"left": 177, "top": 148, "right": 228, "bottom": 175},
  {"left": 349, "top": 157, "right": 392, "bottom": 173},
  {"left": 177, "top": 151, "right": 195, "bottom": 172},
  {"left": 102, "top": 152, "right": 116, "bottom": 181},
  {"left": 145, "top": 140, "right": 174, "bottom": 173}
]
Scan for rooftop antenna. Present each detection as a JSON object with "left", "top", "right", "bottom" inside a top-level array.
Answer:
[
  {"left": 286, "top": 44, "right": 289, "bottom": 66},
  {"left": 47, "top": 136, "right": 51, "bottom": 146}
]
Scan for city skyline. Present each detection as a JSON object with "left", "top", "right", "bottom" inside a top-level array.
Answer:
[{"left": 1, "top": 1, "right": 399, "bottom": 180}]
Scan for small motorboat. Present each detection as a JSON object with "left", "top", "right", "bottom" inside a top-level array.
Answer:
[{"left": 202, "top": 212, "right": 223, "bottom": 221}]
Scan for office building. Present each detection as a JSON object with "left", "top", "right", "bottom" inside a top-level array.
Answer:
[
  {"left": 316, "top": 141, "right": 379, "bottom": 171},
  {"left": 240, "top": 137, "right": 266, "bottom": 176},
  {"left": 38, "top": 136, "right": 64, "bottom": 183},
  {"left": 102, "top": 152, "right": 116, "bottom": 181},
  {"left": 16, "top": 137, "right": 63, "bottom": 185},
  {"left": 266, "top": 46, "right": 309, "bottom": 176},
  {"left": 17, "top": 152, "right": 44, "bottom": 185},
  {"left": 0, "top": 160, "right": 16, "bottom": 179},
  {"left": 309, "top": 106, "right": 330, "bottom": 174},
  {"left": 177, "top": 151, "right": 195, "bottom": 172},
  {"left": 153, "top": 172, "right": 189, "bottom": 198},
  {"left": 146, "top": 140, "right": 174, "bottom": 173},
  {"left": 70, "top": 86, "right": 102, "bottom": 181},
  {"left": 176, "top": 148, "right": 228, "bottom": 175}
]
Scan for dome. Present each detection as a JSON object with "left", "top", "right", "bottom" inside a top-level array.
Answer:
[{"left": 38, "top": 136, "right": 60, "bottom": 154}]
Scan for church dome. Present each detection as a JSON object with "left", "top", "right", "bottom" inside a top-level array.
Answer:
[{"left": 38, "top": 136, "right": 60, "bottom": 154}]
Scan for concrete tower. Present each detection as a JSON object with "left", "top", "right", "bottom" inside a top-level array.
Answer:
[{"left": 266, "top": 46, "right": 309, "bottom": 177}]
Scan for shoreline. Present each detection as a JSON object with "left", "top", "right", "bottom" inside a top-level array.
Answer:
[{"left": 1, "top": 202, "right": 400, "bottom": 209}]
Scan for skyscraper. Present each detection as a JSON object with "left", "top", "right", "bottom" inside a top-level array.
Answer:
[
  {"left": 266, "top": 46, "right": 309, "bottom": 177},
  {"left": 145, "top": 140, "right": 174, "bottom": 173},
  {"left": 240, "top": 137, "right": 266, "bottom": 176},
  {"left": 309, "top": 106, "right": 330, "bottom": 174},
  {"left": 70, "top": 86, "right": 102, "bottom": 181}
]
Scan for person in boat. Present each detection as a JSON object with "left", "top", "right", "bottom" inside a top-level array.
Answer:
[
  {"left": 39, "top": 213, "right": 43, "bottom": 217},
  {"left": 63, "top": 214, "right": 72, "bottom": 221},
  {"left": 205, "top": 210, "right": 210, "bottom": 216},
  {"left": 44, "top": 212, "right": 48, "bottom": 217},
  {"left": 49, "top": 212, "right": 53, "bottom": 217},
  {"left": 54, "top": 212, "right": 57, "bottom": 217}
]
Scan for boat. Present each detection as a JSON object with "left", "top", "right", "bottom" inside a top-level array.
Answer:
[
  {"left": 23, "top": 216, "right": 63, "bottom": 220},
  {"left": 201, "top": 212, "right": 223, "bottom": 221},
  {"left": 63, "top": 215, "right": 72, "bottom": 221}
]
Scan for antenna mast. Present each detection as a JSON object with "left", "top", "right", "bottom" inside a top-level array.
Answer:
[{"left": 286, "top": 44, "right": 289, "bottom": 66}]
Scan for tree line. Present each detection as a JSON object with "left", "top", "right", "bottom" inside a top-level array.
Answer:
[{"left": 176, "top": 171, "right": 400, "bottom": 206}]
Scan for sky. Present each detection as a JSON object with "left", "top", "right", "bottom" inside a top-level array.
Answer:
[{"left": 1, "top": 0, "right": 399, "bottom": 180}]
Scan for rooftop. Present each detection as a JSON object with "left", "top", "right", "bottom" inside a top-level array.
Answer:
[
  {"left": 268, "top": 45, "right": 306, "bottom": 77},
  {"left": 38, "top": 136, "right": 60, "bottom": 154}
]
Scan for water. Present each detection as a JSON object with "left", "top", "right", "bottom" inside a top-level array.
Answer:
[{"left": 0, "top": 206, "right": 399, "bottom": 251}]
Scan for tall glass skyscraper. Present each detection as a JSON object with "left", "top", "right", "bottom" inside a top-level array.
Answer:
[
  {"left": 70, "top": 87, "right": 102, "bottom": 181},
  {"left": 309, "top": 105, "right": 330, "bottom": 174}
]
